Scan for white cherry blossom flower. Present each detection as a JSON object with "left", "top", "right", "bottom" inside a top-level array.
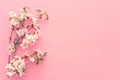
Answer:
[
  {"left": 6, "top": 71, "right": 16, "bottom": 77},
  {"left": 25, "top": 34, "right": 39, "bottom": 43},
  {"left": 8, "top": 44, "right": 15, "bottom": 55},
  {"left": 5, "top": 64, "right": 14, "bottom": 70},
  {"left": 9, "top": 11, "right": 17, "bottom": 17},
  {"left": 36, "top": 10, "right": 48, "bottom": 20},
  {"left": 19, "top": 12, "right": 32, "bottom": 20},
  {"left": 26, "top": 12, "right": 32, "bottom": 18},
  {"left": 16, "top": 28, "right": 27, "bottom": 36},
  {"left": 41, "top": 14, "right": 48, "bottom": 20},
  {"left": 20, "top": 38, "right": 30, "bottom": 49},
  {"left": 32, "top": 18, "right": 37, "bottom": 24},
  {"left": 32, "top": 18, "right": 40, "bottom": 28},
  {"left": 29, "top": 57, "right": 35, "bottom": 62},
  {"left": 19, "top": 13, "right": 26, "bottom": 20},
  {"left": 10, "top": 18, "right": 19, "bottom": 26}
]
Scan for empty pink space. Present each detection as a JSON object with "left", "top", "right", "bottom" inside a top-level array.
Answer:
[{"left": 0, "top": 0, "right": 120, "bottom": 80}]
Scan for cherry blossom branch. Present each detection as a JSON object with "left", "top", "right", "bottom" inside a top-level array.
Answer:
[{"left": 6, "top": 6, "right": 48, "bottom": 77}]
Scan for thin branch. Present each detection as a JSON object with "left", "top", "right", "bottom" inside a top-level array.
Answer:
[{"left": 9, "top": 26, "right": 14, "bottom": 43}]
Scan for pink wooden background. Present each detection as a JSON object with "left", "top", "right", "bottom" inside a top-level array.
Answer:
[{"left": 0, "top": 0, "right": 120, "bottom": 80}]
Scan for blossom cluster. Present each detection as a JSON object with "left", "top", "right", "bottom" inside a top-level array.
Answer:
[
  {"left": 6, "top": 56, "right": 26, "bottom": 77},
  {"left": 6, "top": 6, "right": 48, "bottom": 77}
]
